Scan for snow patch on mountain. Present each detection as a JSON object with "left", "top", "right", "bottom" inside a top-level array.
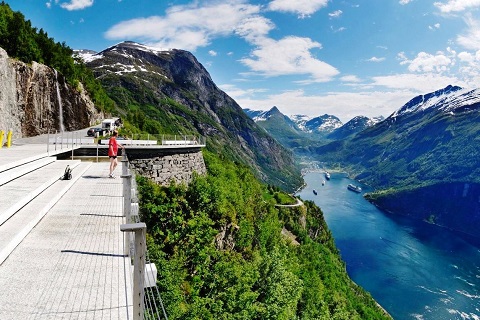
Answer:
[
  {"left": 289, "top": 114, "right": 310, "bottom": 131},
  {"left": 391, "top": 85, "right": 480, "bottom": 118},
  {"left": 73, "top": 49, "right": 102, "bottom": 63}
]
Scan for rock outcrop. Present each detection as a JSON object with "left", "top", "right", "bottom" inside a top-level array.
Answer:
[{"left": 0, "top": 47, "right": 102, "bottom": 139}]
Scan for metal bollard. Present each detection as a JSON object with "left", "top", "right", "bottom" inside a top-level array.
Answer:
[{"left": 6, "top": 130, "right": 12, "bottom": 148}]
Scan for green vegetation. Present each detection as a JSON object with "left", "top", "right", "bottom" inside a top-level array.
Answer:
[
  {"left": 0, "top": 1, "right": 115, "bottom": 113},
  {"left": 137, "top": 151, "right": 391, "bottom": 319}
]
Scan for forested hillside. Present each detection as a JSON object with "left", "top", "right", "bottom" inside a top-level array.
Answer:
[{"left": 138, "top": 152, "right": 391, "bottom": 319}]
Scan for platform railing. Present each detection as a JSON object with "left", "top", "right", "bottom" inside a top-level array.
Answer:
[{"left": 120, "top": 152, "right": 168, "bottom": 320}]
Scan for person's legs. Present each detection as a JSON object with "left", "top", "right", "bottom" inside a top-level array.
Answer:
[
  {"left": 109, "top": 157, "right": 116, "bottom": 177},
  {"left": 112, "top": 158, "right": 118, "bottom": 172}
]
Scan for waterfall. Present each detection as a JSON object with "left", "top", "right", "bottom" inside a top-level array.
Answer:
[{"left": 54, "top": 69, "right": 65, "bottom": 132}]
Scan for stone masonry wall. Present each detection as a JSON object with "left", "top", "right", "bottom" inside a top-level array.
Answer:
[{"left": 129, "top": 150, "right": 206, "bottom": 186}]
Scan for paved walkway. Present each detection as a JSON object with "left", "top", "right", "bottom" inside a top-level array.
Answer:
[{"left": 0, "top": 146, "right": 132, "bottom": 319}]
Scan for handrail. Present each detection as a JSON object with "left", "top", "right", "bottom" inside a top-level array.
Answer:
[
  {"left": 121, "top": 151, "right": 168, "bottom": 320},
  {"left": 9, "top": 130, "right": 206, "bottom": 150}
]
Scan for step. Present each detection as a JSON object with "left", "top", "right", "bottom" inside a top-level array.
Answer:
[
  {"left": 0, "top": 162, "right": 92, "bottom": 265},
  {"left": 0, "top": 160, "right": 82, "bottom": 226},
  {"left": 0, "top": 157, "right": 56, "bottom": 186}
]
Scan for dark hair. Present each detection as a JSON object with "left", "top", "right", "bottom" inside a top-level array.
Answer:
[{"left": 113, "top": 130, "right": 118, "bottom": 136}]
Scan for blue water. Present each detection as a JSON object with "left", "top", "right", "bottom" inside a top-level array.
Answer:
[{"left": 297, "top": 172, "right": 480, "bottom": 320}]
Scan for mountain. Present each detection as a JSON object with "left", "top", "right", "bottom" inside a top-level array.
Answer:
[
  {"left": 313, "top": 85, "right": 480, "bottom": 235},
  {"left": 242, "top": 106, "right": 309, "bottom": 149},
  {"left": 77, "top": 41, "right": 302, "bottom": 190},
  {"left": 302, "top": 114, "right": 343, "bottom": 134},
  {"left": 328, "top": 115, "right": 384, "bottom": 140},
  {"left": 245, "top": 108, "right": 343, "bottom": 136}
]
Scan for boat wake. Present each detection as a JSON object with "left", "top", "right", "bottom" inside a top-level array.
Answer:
[{"left": 456, "top": 289, "right": 480, "bottom": 299}]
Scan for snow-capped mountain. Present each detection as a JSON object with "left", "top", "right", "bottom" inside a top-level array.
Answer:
[
  {"left": 246, "top": 108, "right": 343, "bottom": 135},
  {"left": 390, "top": 85, "right": 480, "bottom": 119},
  {"left": 328, "top": 115, "right": 385, "bottom": 139},
  {"left": 284, "top": 113, "right": 343, "bottom": 134},
  {"left": 302, "top": 114, "right": 343, "bottom": 133}
]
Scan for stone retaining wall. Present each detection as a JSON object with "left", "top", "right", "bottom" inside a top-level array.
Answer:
[{"left": 129, "top": 149, "right": 206, "bottom": 186}]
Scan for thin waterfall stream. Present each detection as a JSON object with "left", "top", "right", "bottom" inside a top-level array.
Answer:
[{"left": 54, "top": 69, "right": 65, "bottom": 132}]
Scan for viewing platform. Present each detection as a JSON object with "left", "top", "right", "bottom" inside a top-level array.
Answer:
[{"left": 0, "top": 130, "right": 198, "bottom": 319}]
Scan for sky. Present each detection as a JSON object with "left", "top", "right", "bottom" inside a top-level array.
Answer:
[{"left": 6, "top": 0, "right": 480, "bottom": 122}]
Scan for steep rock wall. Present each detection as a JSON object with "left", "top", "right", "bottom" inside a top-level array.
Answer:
[{"left": 0, "top": 47, "right": 102, "bottom": 139}]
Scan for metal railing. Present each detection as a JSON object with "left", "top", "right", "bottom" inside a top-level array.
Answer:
[
  {"left": 120, "top": 152, "right": 168, "bottom": 320},
  {"left": 9, "top": 130, "right": 206, "bottom": 148}
]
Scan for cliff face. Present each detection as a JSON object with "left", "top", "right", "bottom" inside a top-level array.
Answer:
[{"left": 0, "top": 47, "right": 101, "bottom": 138}]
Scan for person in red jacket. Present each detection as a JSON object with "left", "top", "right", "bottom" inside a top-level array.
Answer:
[{"left": 108, "top": 130, "right": 124, "bottom": 178}]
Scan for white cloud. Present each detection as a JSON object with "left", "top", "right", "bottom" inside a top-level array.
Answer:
[
  {"left": 329, "top": 10, "right": 343, "bottom": 18},
  {"left": 399, "top": 0, "right": 413, "bottom": 4},
  {"left": 235, "top": 16, "right": 275, "bottom": 44},
  {"left": 219, "top": 83, "right": 268, "bottom": 99},
  {"left": 457, "top": 50, "right": 480, "bottom": 83},
  {"left": 340, "top": 75, "right": 362, "bottom": 82},
  {"left": 429, "top": 23, "right": 441, "bottom": 30},
  {"left": 434, "top": 0, "right": 480, "bottom": 13},
  {"left": 399, "top": 51, "right": 454, "bottom": 73},
  {"left": 371, "top": 73, "right": 463, "bottom": 92},
  {"left": 105, "top": 1, "right": 263, "bottom": 51},
  {"left": 368, "top": 57, "right": 386, "bottom": 62},
  {"left": 330, "top": 26, "right": 346, "bottom": 33},
  {"left": 267, "top": 0, "right": 328, "bottom": 18},
  {"left": 46, "top": 2, "right": 51, "bottom": 9},
  {"left": 239, "top": 36, "right": 339, "bottom": 82},
  {"left": 457, "top": 14, "right": 480, "bottom": 50},
  {"left": 458, "top": 51, "right": 477, "bottom": 63},
  {"left": 208, "top": 50, "right": 217, "bottom": 56},
  {"left": 60, "top": 0, "right": 93, "bottom": 11}
]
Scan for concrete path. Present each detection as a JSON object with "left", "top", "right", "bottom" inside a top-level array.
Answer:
[{"left": 0, "top": 161, "right": 132, "bottom": 319}]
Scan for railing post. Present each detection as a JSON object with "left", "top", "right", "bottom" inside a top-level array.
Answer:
[
  {"left": 120, "top": 223, "right": 146, "bottom": 320},
  {"left": 121, "top": 152, "right": 133, "bottom": 257}
]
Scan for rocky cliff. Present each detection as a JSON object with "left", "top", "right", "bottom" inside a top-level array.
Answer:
[{"left": 0, "top": 47, "right": 101, "bottom": 139}]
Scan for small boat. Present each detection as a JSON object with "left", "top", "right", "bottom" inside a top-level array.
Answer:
[
  {"left": 325, "top": 172, "right": 331, "bottom": 180},
  {"left": 313, "top": 189, "right": 318, "bottom": 195},
  {"left": 347, "top": 184, "right": 362, "bottom": 193}
]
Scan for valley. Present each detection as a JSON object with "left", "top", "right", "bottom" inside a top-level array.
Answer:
[{"left": 245, "top": 85, "right": 480, "bottom": 237}]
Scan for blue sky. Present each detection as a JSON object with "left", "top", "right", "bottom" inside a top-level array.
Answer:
[{"left": 7, "top": 0, "right": 480, "bottom": 122}]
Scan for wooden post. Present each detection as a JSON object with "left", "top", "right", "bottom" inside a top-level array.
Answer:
[{"left": 120, "top": 223, "right": 146, "bottom": 320}]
